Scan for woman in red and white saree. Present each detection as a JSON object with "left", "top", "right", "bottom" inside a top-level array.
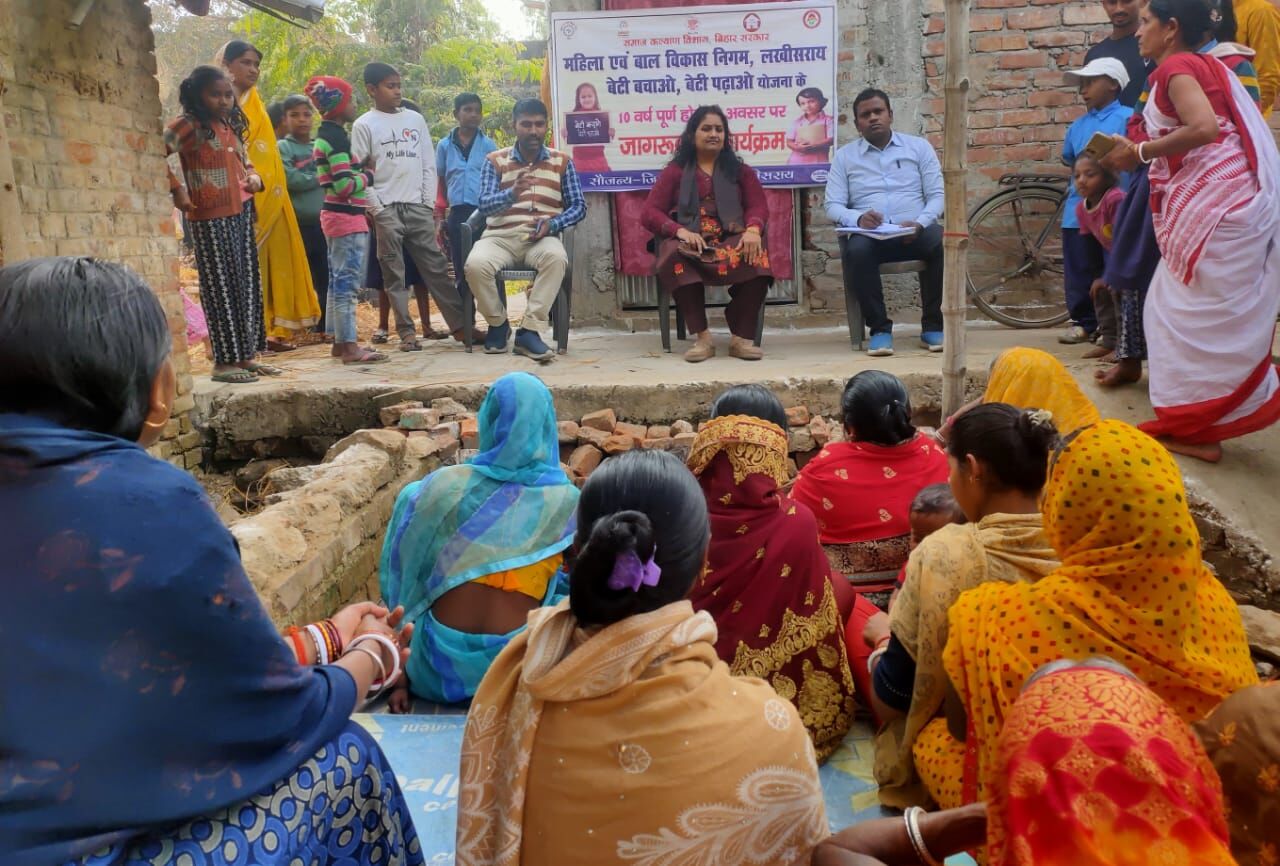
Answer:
[{"left": 1116, "top": 0, "right": 1280, "bottom": 461}]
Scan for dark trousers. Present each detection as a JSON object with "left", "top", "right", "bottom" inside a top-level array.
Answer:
[
  {"left": 1063, "top": 228, "right": 1103, "bottom": 334},
  {"left": 298, "top": 222, "right": 329, "bottom": 331},
  {"left": 840, "top": 223, "right": 944, "bottom": 335},
  {"left": 446, "top": 204, "right": 478, "bottom": 302},
  {"left": 673, "top": 277, "right": 769, "bottom": 338}
]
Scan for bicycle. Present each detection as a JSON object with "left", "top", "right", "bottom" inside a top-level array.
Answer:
[{"left": 966, "top": 172, "right": 1070, "bottom": 328}]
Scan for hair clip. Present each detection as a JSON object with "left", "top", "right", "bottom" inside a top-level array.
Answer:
[
  {"left": 607, "top": 549, "right": 662, "bottom": 593},
  {"left": 1027, "top": 409, "right": 1054, "bottom": 427}
]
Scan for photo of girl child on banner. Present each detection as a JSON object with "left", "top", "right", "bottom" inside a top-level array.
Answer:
[{"left": 786, "top": 86, "right": 834, "bottom": 165}]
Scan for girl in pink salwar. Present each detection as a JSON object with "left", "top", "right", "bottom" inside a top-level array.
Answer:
[{"left": 1112, "top": 0, "right": 1280, "bottom": 462}]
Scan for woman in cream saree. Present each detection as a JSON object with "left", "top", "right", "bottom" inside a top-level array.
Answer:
[
  {"left": 457, "top": 450, "right": 828, "bottom": 866},
  {"left": 218, "top": 40, "right": 319, "bottom": 346}
]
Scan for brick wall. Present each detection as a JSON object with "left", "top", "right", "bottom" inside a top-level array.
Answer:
[
  {"left": 801, "top": 0, "right": 1108, "bottom": 318},
  {"left": 0, "top": 0, "right": 197, "bottom": 468}
]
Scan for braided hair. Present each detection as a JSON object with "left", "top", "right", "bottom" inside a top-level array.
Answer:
[{"left": 177, "top": 66, "right": 248, "bottom": 143}]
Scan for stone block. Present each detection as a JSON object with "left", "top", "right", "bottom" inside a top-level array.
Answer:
[
  {"left": 460, "top": 416, "right": 479, "bottom": 450},
  {"left": 581, "top": 408, "right": 617, "bottom": 432},
  {"left": 325, "top": 429, "right": 407, "bottom": 465},
  {"left": 788, "top": 428, "right": 815, "bottom": 454},
  {"left": 1239, "top": 605, "right": 1280, "bottom": 663},
  {"left": 431, "top": 421, "right": 462, "bottom": 440},
  {"left": 379, "top": 400, "right": 424, "bottom": 428},
  {"left": 568, "top": 444, "right": 604, "bottom": 477},
  {"left": 641, "top": 437, "right": 674, "bottom": 452},
  {"left": 670, "top": 420, "right": 695, "bottom": 436},
  {"left": 431, "top": 397, "right": 469, "bottom": 419},
  {"left": 578, "top": 426, "right": 610, "bottom": 448},
  {"left": 646, "top": 425, "right": 672, "bottom": 440},
  {"left": 603, "top": 434, "right": 635, "bottom": 455},
  {"left": 785, "top": 406, "right": 811, "bottom": 427},
  {"left": 406, "top": 434, "right": 445, "bottom": 461},
  {"left": 558, "top": 420, "right": 581, "bottom": 444},
  {"left": 671, "top": 431, "right": 697, "bottom": 457},
  {"left": 433, "top": 437, "right": 461, "bottom": 463},
  {"left": 399, "top": 408, "right": 441, "bottom": 430},
  {"left": 810, "top": 416, "right": 832, "bottom": 447},
  {"left": 614, "top": 421, "right": 647, "bottom": 441}
]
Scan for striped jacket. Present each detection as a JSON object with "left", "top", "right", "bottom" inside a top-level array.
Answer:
[
  {"left": 313, "top": 119, "right": 373, "bottom": 215},
  {"left": 476, "top": 145, "right": 587, "bottom": 235}
]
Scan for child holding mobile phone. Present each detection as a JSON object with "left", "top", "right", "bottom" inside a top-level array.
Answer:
[{"left": 1058, "top": 58, "right": 1132, "bottom": 347}]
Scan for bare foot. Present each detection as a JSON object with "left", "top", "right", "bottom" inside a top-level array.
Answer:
[
  {"left": 1159, "top": 437, "right": 1223, "bottom": 463},
  {"left": 1082, "top": 344, "right": 1114, "bottom": 360},
  {"left": 1095, "top": 358, "right": 1142, "bottom": 387}
]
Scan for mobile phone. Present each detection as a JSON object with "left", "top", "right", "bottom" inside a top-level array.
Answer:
[{"left": 1083, "top": 131, "right": 1117, "bottom": 161}]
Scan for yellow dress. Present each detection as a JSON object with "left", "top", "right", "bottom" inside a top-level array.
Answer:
[{"left": 240, "top": 87, "right": 319, "bottom": 338}]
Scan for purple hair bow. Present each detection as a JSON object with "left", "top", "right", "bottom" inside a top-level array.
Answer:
[{"left": 607, "top": 549, "right": 662, "bottom": 592}]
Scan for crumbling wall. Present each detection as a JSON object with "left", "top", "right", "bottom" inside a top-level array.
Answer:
[{"left": 0, "top": 0, "right": 196, "bottom": 468}]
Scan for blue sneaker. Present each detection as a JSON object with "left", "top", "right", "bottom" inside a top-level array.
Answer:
[
  {"left": 483, "top": 321, "right": 511, "bottom": 354},
  {"left": 513, "top": 328, "right": 555, "bottom": 363},
  {"left": 868, "top": 332, "right": 894, "bottom": 357},
  {"left": 920, "top": 331, "right": 944, "bottom": 353}
]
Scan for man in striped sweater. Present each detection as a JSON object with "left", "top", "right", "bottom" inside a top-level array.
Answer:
[
  {"left": 466, "top": 98, "right": 587, "bottom": 362},
  {"left": 306, "top": 75, "right": 386, "bottom": 364}
]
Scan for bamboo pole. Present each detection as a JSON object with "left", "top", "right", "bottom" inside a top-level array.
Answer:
[
  {"left": 940, "top": 0, "right": 971, "bottom": 420},
  {"left": 0, "top": 77, "right": 32, "bottom": 266}
]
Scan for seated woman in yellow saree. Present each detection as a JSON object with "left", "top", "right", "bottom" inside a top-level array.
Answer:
[
  {"left": 939, "top": 347, "right": 1101, "bottom": 445},
  {"left": 871, "top": 403, "right": 1061, "bottom": 810},
  {"left": 457, "top": 451, "right": 828, "bottom": 866},
  {"left": 938, "top": 420, "right": 1257, "bottom": 808},
  {"left": 218, "top": 40, "right": 319, "bottom": 347}
]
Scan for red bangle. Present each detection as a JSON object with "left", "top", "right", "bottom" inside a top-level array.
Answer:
[{"left": 323, "top": 619, "right": 343, "bottom": 657}]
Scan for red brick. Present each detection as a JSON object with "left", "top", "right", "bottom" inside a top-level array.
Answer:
[
  {"left": 1028, "top": 90, "right": 1078, "bottom": 107},
  {"left": 614, "top": 421, "right": 647, "bottom": 441},
  {"left": 997, "top": 50, "right": 1048, "bottom": 70},
  {"left": 999, "top": 108, "right": 1052, "bottom": 126},
  {"left": 646, "top": 424, "right": 672, "bottom": 440},
  {"left": 986, "top": 71, "right": 1034, "bottom": 90},
  {"left": 785, "top": 405, "right": 810, "bottom": 427},
  {"left": 640, "top": 437, "right": 673, "bottom": 451},
  {"left": 971, "top": 13, "right": 1006, "bottom": 32},
  {"left": 568, "top": 444, "right": 603, "bottom": 477},
  {"left": 976, "top": 0, "right": 1025, "bottom": 6},
  {"left": 974, "top": 34, "right": 1028, "bottom": 52},
  {"left": 924, "top": 39, "right": 945, "bottom": 58},
  {"left": 66, "top": 141, "right": 96, "bottom": 165},
  {"left": 1008, "top": 8, "right": 1059, "bottom": 29},
  {"left": 581, "top": 409, "right": 616, "bottom": 432},
  {"left": 557, "top": 420, "right": 580, "bottom": 444},
  {"left": 970, "top": 127, "right": 1023, "bottom": 146},
  {"left": 1029, "top": 31, "right": 1086, "bottom": 48},
  {"left": 459, "top": 416, "right": 479, "bottom": 450},
  {"left": 578, "top": 426, "right": 609, "bottom": 448},
  {"left": 925, "top": 17, "right": 944, "bottom": 34},
  {"left": 973, "top": 93, "right": 1028, "bottom": 111},
  {"left": 602, "top": 434, "right": 635, "bottom": 455},
  {"left": 1064, "top": 5, "right": 1110, "bottom": 26}
]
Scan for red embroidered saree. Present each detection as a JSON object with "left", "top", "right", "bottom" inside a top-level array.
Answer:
[{"left": 687, "top": 415, "right": 856, "bottom": 761}]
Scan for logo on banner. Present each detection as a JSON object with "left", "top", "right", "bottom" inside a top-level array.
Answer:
[
  {"left": 803, "top": 9, "right": 822, "bottom": 28},
  {"left": 617, "top": 19, "right": 630, "bottom": 37},
  {"left": 686, "top": 17, "right": 699, "bottom": 31},
  {"left": 559, "top": 20, "right": 577, "bottom": 38},
  {"left": 743, "top": 12, "right": 761, "bottom": 32}
]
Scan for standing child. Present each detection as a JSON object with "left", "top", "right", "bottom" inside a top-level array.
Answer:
[
  {"left": 1058, "top": 57, "right": 1132, "bottom": 346},
  {"left": 278, "top": 94, "right": 329, "bottom": 337},
  {"left": 306, "top": 75, "right": 387, "bottom": 365},
  {"left": 786, "top": 86, "right": 835, "bottom": 165},
  {"left": 165, "top": 65, "right": 278, "bottom": 384},
  {"left": 352, "top": 62, "right": 468, "bottom": 351},
  {"left": 1074, "top": 154, "right": 1126, "bottom": 362},
  {"left": 435, "top": 92, "right": 498, "bottom": 319}
]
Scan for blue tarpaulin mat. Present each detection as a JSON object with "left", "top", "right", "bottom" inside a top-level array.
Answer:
[{"left": 354, "top": 713, "right": 975, "bottom": 864}]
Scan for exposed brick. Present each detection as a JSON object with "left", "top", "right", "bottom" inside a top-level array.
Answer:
[
  {"left": 1008, "top": 8, "right": 1060, "bottom": 29},
  {"left": 646, "top": 424, "right": 672, "bottom": 440},
  {"left": 785, "top": 405, "right": 810, "bottom": 427},
  {"left": 614, "top": 421, "right": 647, "bottom": 442},
  {"left": 459, "top": 416, "right": 479, "bottom": 450},
  {"left": 971, "top": 13, "right": 1006, "bottom": 31},
  {"left": 581, "top": 408, "right": 617, "bottom": 432},
  {"left": 379, "top": 401, "right": 424, "bottom": 428},
  {"left": 998, "top": 50, "right": 1049, "bottom": 70},
  {"left": 568, "top": 444, "right": 603, "bottom": 477},
  {"left": 602, "top": 434, "right": 635, "bottom": 455},
  {"left": 578, "top": 426, "right": 610, "bottom": 448},
  {"left": 1063, "top": 5, "right": 1110, "bottom": 25},
  {"left": 557, "top": 420, "right": 580, "bottom": 444},
  {"left": 974, "top": 34, "right": 1029, "bottom": 52}
]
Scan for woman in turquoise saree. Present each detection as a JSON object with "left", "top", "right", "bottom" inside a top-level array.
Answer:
[{"left": 380, "top": 372, "right": 579, "bottom": 706}]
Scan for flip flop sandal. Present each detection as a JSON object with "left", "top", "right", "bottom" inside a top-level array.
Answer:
[
  {"left": 399, "top": 339, "right": 423, "bottom": 352},
  {"left": 371, "top": 330, "right": 390, "bottom": 344},
  {"left": 244, "top": 362, "right": 284, "bottom": 376},
  {"left": 424, "top": 328, "right": 451, "bottom": 340},
  {"left": 211, "top": 369, "right": 259, "bottom": 384},
  {"left": 342, "top": 350, "right": 389, "bottom": 365},
  {"left": 266, "top": 339, "right": 298, "bottom": 353}
]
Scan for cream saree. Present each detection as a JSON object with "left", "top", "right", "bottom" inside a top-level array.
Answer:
[
  {"left": 457, "top": 599, "right": 828, "bottom": 866},
  {"left": 873, "top": 514, "right": 1059, "bottom": 809}
]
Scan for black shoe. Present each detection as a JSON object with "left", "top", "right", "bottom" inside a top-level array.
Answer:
[
  {"left": 483, "top": 321, "right": 511, "bottom": 354},
  {"left": 513, "top": 328, "right": 555, "bottom": 362}
]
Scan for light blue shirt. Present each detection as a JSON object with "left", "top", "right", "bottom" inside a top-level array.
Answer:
[
  {"left": 1061, "top": 99, "right": 1132, "bottom": 229},
  {"left": 435, "top": 127, "right": 498, "bottom": 208},
  {"left": 823, "top": 131, "right": 944, "bottom": 228}
]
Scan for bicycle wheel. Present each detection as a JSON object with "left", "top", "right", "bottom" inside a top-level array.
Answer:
[{"left": 966, "top": 186, "right": 1069, "bottom": 328}]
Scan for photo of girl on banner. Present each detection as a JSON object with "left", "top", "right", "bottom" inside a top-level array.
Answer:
[
  {"left": 786, "top": 87, "right": 834, "bottom": 165},
  {"left": 563, "top": 82, "right": 614, "bottom": 173}
]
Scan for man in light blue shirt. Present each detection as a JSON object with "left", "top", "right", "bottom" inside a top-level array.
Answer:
[
  {"left": 824, "top": 88, "right": 945, "bottom": 356},
  {"left": 435, "top": 92, "right": 498, "bottom": 319}
]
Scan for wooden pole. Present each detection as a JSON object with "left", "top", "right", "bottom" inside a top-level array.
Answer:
[
  {"left": 940, "top": 0, "right": 971, "bottom": 420},
  {"left": 0, "top": 78, "right": 32, "bottom": 266}
]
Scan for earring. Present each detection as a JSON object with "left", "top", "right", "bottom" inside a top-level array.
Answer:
[{"left": 143, "top": 405, "right": 170, "bottom": 429}]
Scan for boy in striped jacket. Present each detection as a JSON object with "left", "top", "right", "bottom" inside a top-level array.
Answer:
[{"left": 306, "top": 75, "right": 386, "bottom": 364}]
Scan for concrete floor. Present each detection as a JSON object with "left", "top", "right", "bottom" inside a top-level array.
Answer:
[{"left": 193, "top": 320, "right": 1280, "bottom": 578}]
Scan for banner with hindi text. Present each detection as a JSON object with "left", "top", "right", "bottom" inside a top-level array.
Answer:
[{"left": 548, "top": 1, "right": 837, "bottom": 192}]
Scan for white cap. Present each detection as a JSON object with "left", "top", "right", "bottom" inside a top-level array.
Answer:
[{"left": 1064, "top": 57, "right": 1130, "bottom": 91}]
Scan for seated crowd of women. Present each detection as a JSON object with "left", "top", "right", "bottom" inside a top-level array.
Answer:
[{"left": 2, "top": 255, "right": 1275, "bottom": 866}]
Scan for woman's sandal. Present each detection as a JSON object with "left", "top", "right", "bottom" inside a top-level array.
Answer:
[
  {"left": 371, "top": 329, "right": 390, "bottom": 344},
  {"left": 342, "top": 349, "right": 389, "bottom": 365},
  {"left": 265, "top": 339, "right": 297, "bottom": 353},
  {"left": 244, "top": 362, "right": 284, "bottom": 376},
  {"left": 211, "top": 369, "right": 259, "bottom": 384}
]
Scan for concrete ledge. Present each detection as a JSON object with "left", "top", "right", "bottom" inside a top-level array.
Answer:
[{"left": 229, "top": 428, "right": 457, "bottom": 625}]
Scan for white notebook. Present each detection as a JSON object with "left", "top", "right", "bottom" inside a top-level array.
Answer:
[{"left": 836, "top": 223, "right": 917, "bottom": 239}]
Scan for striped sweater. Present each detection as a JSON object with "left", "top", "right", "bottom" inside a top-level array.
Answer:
[
  {"left": 476, "top": 145, "right": 586, "bottom": 235},
  {"left": 313, "top": 119, "right": 373, "bottom": 215}
]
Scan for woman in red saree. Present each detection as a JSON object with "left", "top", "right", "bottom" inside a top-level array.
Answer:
[{"left": 686, "top": 386, "right": 856, "bottom": 761}]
